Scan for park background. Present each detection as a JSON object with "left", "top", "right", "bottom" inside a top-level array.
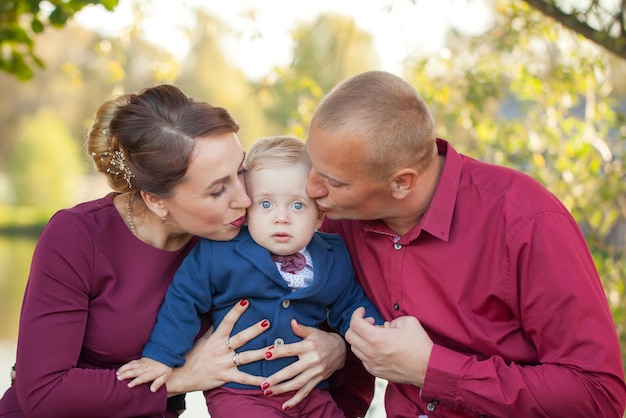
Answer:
[{"left": 0, "top": 0, "right": 625, "bottom": 416}]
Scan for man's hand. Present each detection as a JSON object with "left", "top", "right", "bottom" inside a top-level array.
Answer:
[{"left": 345, "top": 307, "right": 433, "bottom": 387}]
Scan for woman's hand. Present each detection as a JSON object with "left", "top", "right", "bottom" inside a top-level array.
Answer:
[
  {"left": 261, "top": 319, "right": 347, "bottom": 411},
  {"left": 165, "top": 299, "right": 270, "bottom": 396}
]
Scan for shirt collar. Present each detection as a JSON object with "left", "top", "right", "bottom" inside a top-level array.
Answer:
[{"left": 360, "top": 138, "right": 461, "bottom": 243}]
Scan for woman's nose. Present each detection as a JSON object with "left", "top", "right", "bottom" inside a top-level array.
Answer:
[{"left": 233, "top": 178, "right": 251, "bottom": 208}]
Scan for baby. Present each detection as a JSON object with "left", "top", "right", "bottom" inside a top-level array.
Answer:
[{"left": 118, "top": 135, "right": 383, "bottom": 416}]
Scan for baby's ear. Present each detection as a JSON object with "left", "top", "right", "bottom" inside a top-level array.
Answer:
[{"left": 314, "top": 211, "right": 325, "bottom": 230}]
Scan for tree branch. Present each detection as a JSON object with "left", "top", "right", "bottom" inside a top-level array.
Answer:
[{"left": 522, "top": 0, "right": 626, "bottom": 60}]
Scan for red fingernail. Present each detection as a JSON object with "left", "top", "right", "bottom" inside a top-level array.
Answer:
[
  {"left": 261, "top": 319, "right": 269, "bottom": 328},
  {"left": 261, "top": 382, "right": 270, "bottom": 390},
  {"left": 265, "top": 351, "right": 273, "bottom": 359},
  {"left": 240, "top": 299, "right": 248, "bottom": 306},
  {"left": 283, "top": 406, "right": 290, "bottom": 411},
  {"left": 264, "top": 390, "right": 273, "bottom": 396},
  {"left": 267, "top": 345, "right": 274, "bottom": 350}
]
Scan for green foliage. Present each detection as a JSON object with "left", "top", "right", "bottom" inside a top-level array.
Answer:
[
  {"left": 521, "top": 0, "right": 626, "bottom": 60},
  {"left": 5, "top": 108, "right": 87, "bottom": 212},
  {"left": 0, "top": 0, "right": 119, "bottom": 80}
]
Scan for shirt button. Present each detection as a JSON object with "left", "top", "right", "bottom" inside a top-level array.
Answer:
[
  {"left": 281, "top": 300, "right": 290, "bottom": 308},
  {"left": 274, "top": 338, "right": 285, "bottom": 347},
  {"left": 394, "top": 243, "right": 402, "bottom": 250},
  {"left": 426, "top": 399, "right": 440, "bottom": 412},
  {"left": 393, "top": 303, "right": 400, "bottom": 310}
]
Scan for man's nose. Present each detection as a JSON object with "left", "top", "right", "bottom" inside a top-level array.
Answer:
[{"left": 306, "top": 168, "right": 327, "bottom": 199}]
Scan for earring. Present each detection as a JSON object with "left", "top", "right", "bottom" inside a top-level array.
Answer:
[{"left": 161, "top": 214, "right": 166, "bottom": 224}]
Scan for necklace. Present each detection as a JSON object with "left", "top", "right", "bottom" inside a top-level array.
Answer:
[{"left": 126, "top": 193, "right": 137, "bottom": 237}]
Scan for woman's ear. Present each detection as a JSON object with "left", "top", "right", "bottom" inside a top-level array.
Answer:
[
  {"left": 390, "top": 168, "right": 418, "bottom": 200},
  {"left": 141, "top": 191, "right": 166, "bottom": 217}
]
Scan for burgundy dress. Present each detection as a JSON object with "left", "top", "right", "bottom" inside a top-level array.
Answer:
[{"left": 0, "top": 194, "right": 197, "bottom": 418}]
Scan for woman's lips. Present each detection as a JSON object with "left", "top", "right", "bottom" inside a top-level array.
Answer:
[{"left": 231, "top": 215, "right": 246, "bottom": 227}]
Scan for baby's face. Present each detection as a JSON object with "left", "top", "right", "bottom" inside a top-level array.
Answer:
[{"left": 246, "top": 160, "right": 323, "bottom": 255}]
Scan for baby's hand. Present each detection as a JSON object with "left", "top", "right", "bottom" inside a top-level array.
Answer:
[{"left": 117, "top": 357, "right": 173, "bottom": 392}]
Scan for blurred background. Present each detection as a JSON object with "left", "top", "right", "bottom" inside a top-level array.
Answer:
[{"left": 1, "top": 0, "right": 625, "bottom": 416}]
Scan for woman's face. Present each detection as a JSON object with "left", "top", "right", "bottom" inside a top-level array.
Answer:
[{"left": 165, "top": 132, "right": 251, "bottom": 241}]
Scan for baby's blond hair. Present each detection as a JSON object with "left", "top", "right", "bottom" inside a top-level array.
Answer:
[{"left": 244, "top": 135, "right": 309, "bottom": 172}]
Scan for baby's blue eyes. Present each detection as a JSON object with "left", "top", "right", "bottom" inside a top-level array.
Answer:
[{"left": 258, "top": 201, "right": 304, "bottom": 210}]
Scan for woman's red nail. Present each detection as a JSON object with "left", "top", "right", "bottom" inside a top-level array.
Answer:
[
  {"left": 267, "top": 345, "right": 274, "bottom": 350},
  {"left": 265, "top": 351, "right": 273, "bottom": 359},
  {"left": 283, "top": 406, "right": 290, "bottom": 411},
  {"left": 261, "top": 319, "right": 269, "bottom": 328},
  {"left": 261, "top": 382, "right": 270, "bottom": 390},
  {"left": 264, "top": 390, "right": 273, "bottom": 396},
  {"left": 240, "top": 299, "right": 248, "bottom": 307}
]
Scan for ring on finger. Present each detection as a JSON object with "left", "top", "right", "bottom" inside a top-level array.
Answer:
[
  {"left": 233, "top": 353, "right": 241, "bottom": 367},
  {"left": 226, "top": 339, "right": 233, "bottom": 350}
]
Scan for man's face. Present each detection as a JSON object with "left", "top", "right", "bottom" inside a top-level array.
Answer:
[{"left": 305, "top": 123, "right": 390, "bottom": 221}]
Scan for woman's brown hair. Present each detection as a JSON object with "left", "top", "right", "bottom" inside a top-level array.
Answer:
[{"left": 87, "top": 84, "right": 239, "bottom": 197}]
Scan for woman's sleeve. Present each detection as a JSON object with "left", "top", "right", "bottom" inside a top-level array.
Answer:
[{"left": 15, "top": 211, "right": 167, "bottom": 418}]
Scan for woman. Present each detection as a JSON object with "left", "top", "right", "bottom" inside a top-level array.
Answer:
[{"left": 0, "top": 85, "right": 349, "bottom": 417}]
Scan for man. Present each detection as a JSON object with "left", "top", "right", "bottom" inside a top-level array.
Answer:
[{"left": 305, "top": 70, "right": 626, "bottom": 417}]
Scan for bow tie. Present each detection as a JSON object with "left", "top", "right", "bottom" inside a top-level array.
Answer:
[{"left": 271, "top": 252, "right": 306, "bottom": 273}]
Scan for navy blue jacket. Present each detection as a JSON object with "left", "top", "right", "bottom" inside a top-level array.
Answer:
[{"left": 143, "top": 227, "right": 382, "bottom": 389}]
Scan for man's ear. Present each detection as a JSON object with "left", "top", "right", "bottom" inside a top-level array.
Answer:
[
  {"left": 390, "top": 168, "right": 418, "bottom": 200},
  {"left": 141, "top": 191, "right": 167, "bottom": 218}
]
